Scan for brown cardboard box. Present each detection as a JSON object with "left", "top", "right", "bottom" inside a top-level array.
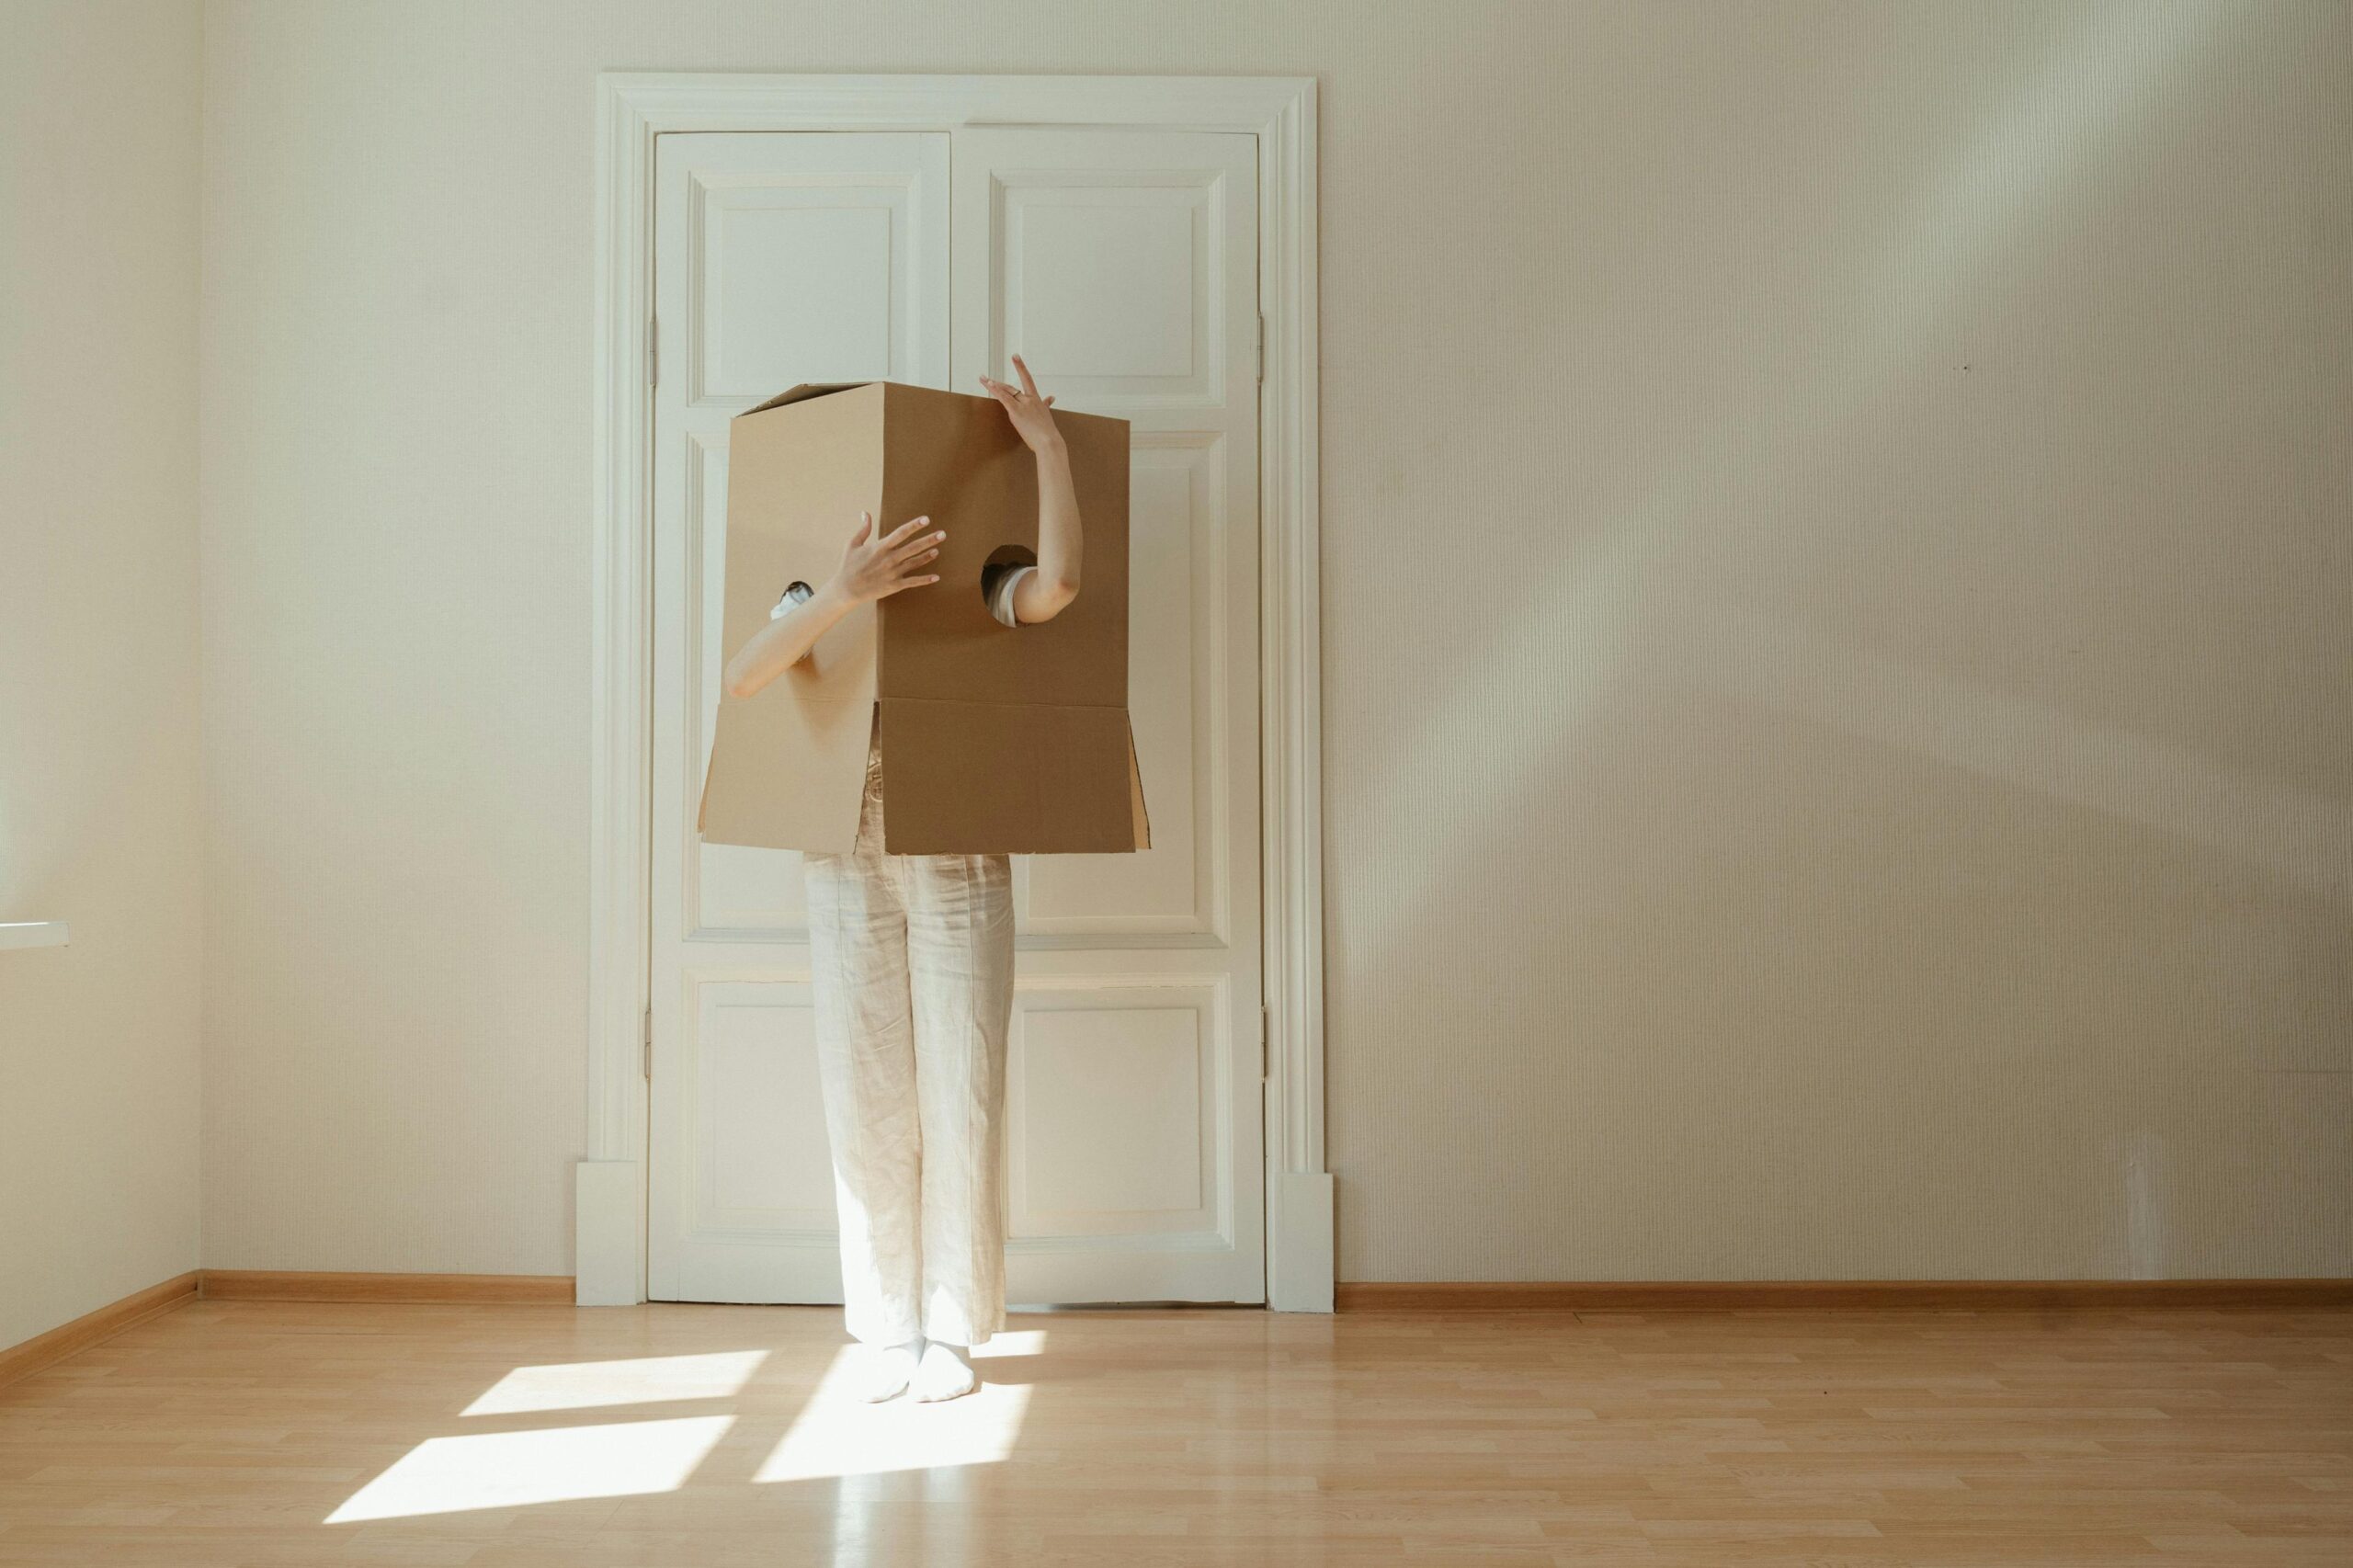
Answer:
[{"left": 697, "top": 381, "right": 1149, "bottom": 856}]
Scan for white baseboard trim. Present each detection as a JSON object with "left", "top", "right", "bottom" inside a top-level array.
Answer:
[
  {"left": 574, "top": 1159, "right": 644, "bottom": 1305},
  {"left": 1269, "top": 1169, "right": 1335, "bottom": 1312}
]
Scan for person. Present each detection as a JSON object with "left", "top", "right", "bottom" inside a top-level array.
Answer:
[{"left": 720, "top": 354, "right": 1080, "bottom": 1403}]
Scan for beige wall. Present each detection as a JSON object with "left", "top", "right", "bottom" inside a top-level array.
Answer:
[
  {"left": 0, "top": 1, "right": 206, "bottom": 1348},
  {"left": 189, "top": 0, "right": 2351, "bottom": 1281}
]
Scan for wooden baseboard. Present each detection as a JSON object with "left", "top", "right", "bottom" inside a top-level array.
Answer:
[
  {"left": 198, "top": 1270, "right": 575, "bottom": 1305},
  {"left": 1336, "top": 1278, "right": 2353, "bottom": 1312},
  {"left": 0, "top": 1271, "right": 200, "bottom": 1392},
  {"left": 14, "top": 1271, "right": 2340, "bottom": 1391},
  {"left": 3, "top": 1269, "right": 577, "bottom": 1391}
]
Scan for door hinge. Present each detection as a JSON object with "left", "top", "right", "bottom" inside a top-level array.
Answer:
[
  {"left": 642, "top": 1006, "right": 654, "bottom": 1078},
  {"left": 648, "top": 316, "right": 659, "bottom": 388},
  {"left": 1258, "top": 1004, "right": 1269, "bottom": 1080},
  {"left": 1255, "top": 311, "right": 1265, "bottom": 385}
]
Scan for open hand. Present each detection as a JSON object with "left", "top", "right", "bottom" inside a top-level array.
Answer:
[
  {"left": 977, "top": 352, "right": 1062, "bottom": 452},
  {"left": 835, "top": 509, "right": 944, "bottom": 604}
]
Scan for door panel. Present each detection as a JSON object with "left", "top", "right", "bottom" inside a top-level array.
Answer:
[
  {"left": 648, "top": 126, "right": 1263, "bottom": 1308},
  {"left": 1014, "top": 983, "right": 1223, "bottom": 1231},
  {"left": 690, "top": 982, "right": 832, "bottom": 1235}
]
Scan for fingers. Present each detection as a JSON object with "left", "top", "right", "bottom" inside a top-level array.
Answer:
[
  {"left": 980, "top": 357, "right": 1044, "bottom": 402},
  {"left": 1043, "top": 395, "right": 1055, "bottom": 406},
  {"left": 847, "top": 509, "right": 874, "bottom": 547},
  {"left": 851, "top": 507, "right": 944, "bottom": 599}
]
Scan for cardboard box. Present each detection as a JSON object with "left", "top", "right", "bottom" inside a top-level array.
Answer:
[{"left": 697, "top": 381, "right": 1149, "bottom": 856}]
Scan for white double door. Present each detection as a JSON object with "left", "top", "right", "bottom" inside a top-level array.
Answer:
[{"left": 646, "top": 128, "right": 1265, "bottom": 1307}]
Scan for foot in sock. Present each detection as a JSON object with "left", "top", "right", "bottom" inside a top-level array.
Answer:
[
  {"left": 911, "top": 1338, "right": 977, "bottom": 1402},
  {"left": 858, "top": 1336, "right": 924, "bottom": 1402}
]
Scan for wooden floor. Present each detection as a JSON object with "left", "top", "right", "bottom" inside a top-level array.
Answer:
[{"left": 1, "top": 1299, "right": 2347, "bottom": 1566}]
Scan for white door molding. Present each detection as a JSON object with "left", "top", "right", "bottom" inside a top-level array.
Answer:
[{"left": 584, "top": 73, "right": 1328, "bottom": 1311}]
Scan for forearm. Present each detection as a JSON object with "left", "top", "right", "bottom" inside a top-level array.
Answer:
[
  {"left": 723, "top": 579, "right": 855, "bottom": 698},
  {"left": 1017, "top": 434, "right": 1082, "bottom": 621}
]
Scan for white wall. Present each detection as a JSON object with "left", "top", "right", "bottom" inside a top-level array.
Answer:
[
  {"left": 194, "top": 0, "right": 2351, "bottom": 1282},
  {"left": 0, "top": 0, "right": 206, "bottom": 1348}
]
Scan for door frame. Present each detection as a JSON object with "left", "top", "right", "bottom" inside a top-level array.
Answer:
[{"left": 579, "top": 73, "right": 1330, "bottom": 1311}]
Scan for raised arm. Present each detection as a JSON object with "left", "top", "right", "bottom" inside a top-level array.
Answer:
[
  {"left": 722, "top": 508, "right": 944, "bottom": 699},
  {"left": 978, "top": 352, "right": 1079, "bottom": 623}
]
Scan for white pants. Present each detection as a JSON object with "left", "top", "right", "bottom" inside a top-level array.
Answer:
[{"left": 804, "top": 745, "right": 1015, "bottom": 1347}]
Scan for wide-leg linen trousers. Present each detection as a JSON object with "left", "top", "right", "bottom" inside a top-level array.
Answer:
[{"left": 803, "top": 744, "right": 1015, "bottom": 1348}]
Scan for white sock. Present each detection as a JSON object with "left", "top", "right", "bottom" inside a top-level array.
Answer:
[
  {"left": 858, "top": 1335, "right": 925, "bottom": 1402},
  {"left": 911, "top": 1338, "right": 977, "bottom": 1402}
]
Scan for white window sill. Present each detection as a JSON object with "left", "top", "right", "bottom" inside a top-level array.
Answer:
[{"left": 0, "top": 922, "right": 69, "bottom": 950}]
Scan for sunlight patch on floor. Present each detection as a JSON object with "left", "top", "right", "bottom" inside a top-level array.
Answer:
[
  {"left": 754, "top": 1347, "right": 1034, "bottom": 1482},
  {"left": 460, "top": 1349, "right": 768, "bottom": 1415},
  {"left": 325, "top": 1415, "right": 734, "bottom": 1522}
]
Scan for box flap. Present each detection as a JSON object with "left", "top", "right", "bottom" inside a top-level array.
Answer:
[
  {"left": 744, "top": 381, "right": 875, "bottom": 417},
  {"left": 1126, "top": 718, "right": 1152, "bottom": 850},
  {"left": 699, "top": 696, "right": 871, "bottom": 853},
  {"left": 876, "top": 697, "right": 1146, "bottom": 854}
]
